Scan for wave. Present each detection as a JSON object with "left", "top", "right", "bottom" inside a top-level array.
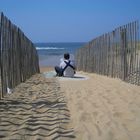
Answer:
[{"left": 36, "top": 47, "right": 65, "bottom": 50}]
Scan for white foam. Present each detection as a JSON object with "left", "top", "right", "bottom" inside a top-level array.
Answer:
[{"left": 36, "top": 47, "right": 65, "bottom": 50}]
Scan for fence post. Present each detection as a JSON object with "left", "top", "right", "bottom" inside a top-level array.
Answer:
[
  {"left": 121, "top": 28, "right": 128, "bottom": 81},
  {"left": 0, "top": 12, "right": 2, "bottom": 99}
]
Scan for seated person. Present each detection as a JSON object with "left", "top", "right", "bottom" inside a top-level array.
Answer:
[{"left": 55, "top": 53, "right": 76, "bottom": 77}]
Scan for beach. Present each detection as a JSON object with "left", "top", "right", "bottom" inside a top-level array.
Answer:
[
  {"left": 59, "top": 71, "right": 140, "bottom": 140},
  {"left": 0, "top": 0, "right": 140, "bottom": 139},
  {"left": 0, "top": 70, "right": 75, "bottom": 139},
  {"left": 0, "top": 66, "right": 140, "bottom": 140}
]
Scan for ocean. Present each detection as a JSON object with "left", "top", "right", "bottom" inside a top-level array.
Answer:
[{"left": 34, "top": 42, "right": 86, "bottom": 67}]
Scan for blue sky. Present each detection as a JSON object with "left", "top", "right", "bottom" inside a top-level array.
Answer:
[{"left": 0, "top": 0, "right": 140, "bottom": 42}]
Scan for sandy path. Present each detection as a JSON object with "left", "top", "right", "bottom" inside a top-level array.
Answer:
[
  {"left": 59, "top": 71, "right": 140, "bottom": 140},
  {"left": 0, "top": 74, "right": 75, "bottom": 140}
]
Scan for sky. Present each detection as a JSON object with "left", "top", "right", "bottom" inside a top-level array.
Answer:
[{"left": 0, "top": 0, "right": 140, "bottom": 43}]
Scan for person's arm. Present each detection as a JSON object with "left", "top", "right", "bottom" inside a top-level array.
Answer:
[
  {"left": 72, "top": 60, "right": 76, "bottom": 70},
  {"left": 60, "top": 61, "right": 64, "bottom": 69},
  {"left": 73, "top": 62, "right": 76, "bottom": 74}
]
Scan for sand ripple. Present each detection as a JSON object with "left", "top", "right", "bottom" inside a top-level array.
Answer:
[{"left": 0, "top": 74, "right": 75, "bottom": 140}]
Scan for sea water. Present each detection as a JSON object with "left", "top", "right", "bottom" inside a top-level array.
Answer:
[{"left": 35, "top": 42, "right": 86, "bottom": 67}]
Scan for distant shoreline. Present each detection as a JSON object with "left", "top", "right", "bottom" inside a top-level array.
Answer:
[
  {"left": 38, "top": 53, "right": 75, "bottom": 67},
  {"left": 35, "top": 42, "right": 86, "bottom": 67}
]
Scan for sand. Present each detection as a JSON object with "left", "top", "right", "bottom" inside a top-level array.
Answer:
[
  {"left": 40, "top": 66, "right": 54, "bottom": 73},
  {"left": 0, "top": 66, "right": 140, "bottom": 140},
  {"left": 0, "top": 73, "right": 75, "bottom": 140},
  {"left": 59, "top": 71, "right": 140, "bottom": 140}
]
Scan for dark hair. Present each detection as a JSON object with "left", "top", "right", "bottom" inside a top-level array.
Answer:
[{"left": 64, "top": 53, "right": 70, "bottom": 60}]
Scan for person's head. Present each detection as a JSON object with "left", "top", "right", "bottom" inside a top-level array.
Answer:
[{"left": 64, "top": 53, "right": 70, "bottom": 60}]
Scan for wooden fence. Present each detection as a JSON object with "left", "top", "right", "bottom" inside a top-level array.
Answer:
[
  {"left": 0, "top": 12, "right": 40, "bottom": 99},
  {"left": 76, "top": 21, "right": 140, "bottom": 85}
]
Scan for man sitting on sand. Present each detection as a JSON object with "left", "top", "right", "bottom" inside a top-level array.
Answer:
[{"left": 55, "top": 53, "right": 76, "bottom": 77}]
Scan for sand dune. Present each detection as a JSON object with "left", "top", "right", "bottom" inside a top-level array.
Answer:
[{"left": 59, "top": 71, "right": 140, "bottom": 140}]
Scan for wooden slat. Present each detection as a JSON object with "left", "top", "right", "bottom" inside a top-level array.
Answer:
[
  {"left": 75, "top": 21, "right": 140, "bottom": 86},
  {"left": 0, "top": 12, "right": 40, "bottom": 97}
]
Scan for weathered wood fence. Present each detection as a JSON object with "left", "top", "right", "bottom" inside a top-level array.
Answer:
[
  {"left": 0, "top": 12, "right": 40, "bottom": 99},
  {"left": 76, "top": 21, "right": 140, "bottom": 85}
]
